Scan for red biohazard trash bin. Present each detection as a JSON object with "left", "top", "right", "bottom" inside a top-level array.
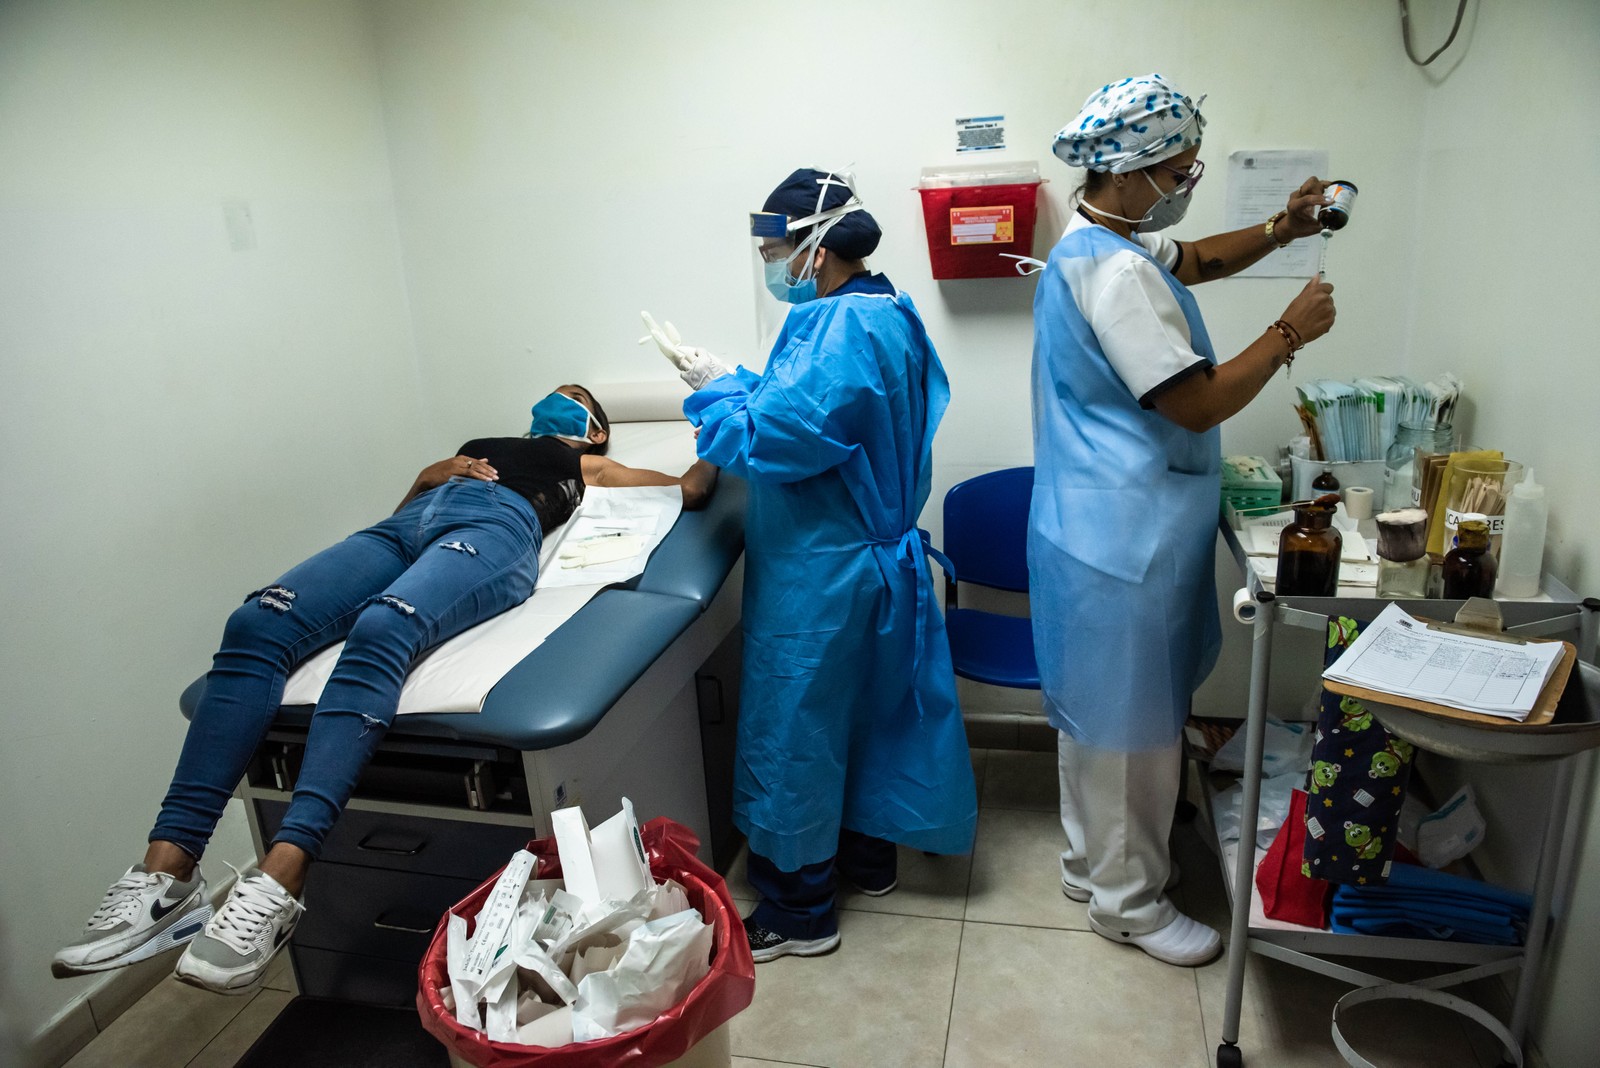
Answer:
[
  {"left": 417, "top": 817, "right": 755, "bottom": 1068},
  {"left": 917, "top": 161, "right": 1045, "bottom": 279}
]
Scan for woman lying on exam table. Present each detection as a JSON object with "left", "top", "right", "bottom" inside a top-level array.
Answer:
[{"left": 53, "top": 383, "right": 718, "bottom": 995}]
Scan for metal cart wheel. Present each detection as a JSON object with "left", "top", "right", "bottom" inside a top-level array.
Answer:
[{"left": 1216, "top": 1041, "right": 1244, "bottom": 1068}]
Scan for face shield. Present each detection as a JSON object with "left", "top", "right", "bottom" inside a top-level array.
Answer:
[{"left": 748, "top": 171, "right": 865, "bottom": 354}]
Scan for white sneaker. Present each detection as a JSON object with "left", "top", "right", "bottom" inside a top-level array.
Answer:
[
  {"left": 53, "top": 865, "right": 211, "bottom": 977},
  {"left": 1061, "top": 859, "right": 1181, "bottom": 903},
  {"left": 1088, "top": 911, "right": 1221, "bottom": 967},
  {"left": 174, "top": 867, "right": 303, "bottom": 995}
]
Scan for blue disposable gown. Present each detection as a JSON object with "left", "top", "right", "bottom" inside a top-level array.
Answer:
[
  {"left": 1028, "top": 228, "right": 1223, "bottom": 751},
  {"left": 685, "top": 273, "right": 977, "bottom": 871}
]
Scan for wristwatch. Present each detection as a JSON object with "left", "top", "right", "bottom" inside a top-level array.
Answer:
[{"left": 1265, "top": 210, "right": 1291, "bottom": 248}]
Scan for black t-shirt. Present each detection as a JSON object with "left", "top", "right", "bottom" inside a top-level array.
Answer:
[{"left": 457, "top": 436, "right": 585, "bottom": 533}]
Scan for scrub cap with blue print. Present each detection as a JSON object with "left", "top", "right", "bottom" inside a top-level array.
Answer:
[{"left": 1052, "top": 73, "right": 1206, "bottom": 174}]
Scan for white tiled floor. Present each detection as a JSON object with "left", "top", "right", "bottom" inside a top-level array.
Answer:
[{"left": 62, "top": 748, "right": 1542, "bottom": 1068}]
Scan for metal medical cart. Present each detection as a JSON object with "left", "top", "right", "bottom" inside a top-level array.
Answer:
[{"left": 1211, "top": 518, "right": 1600, "bottom": 1068}]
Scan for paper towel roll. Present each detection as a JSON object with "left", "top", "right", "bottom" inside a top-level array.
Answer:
[
  {"left": 589, "top": 380, "right": 691, "bottom": 423},
  {"left": 1232, "top": 586, "right": 1258, "bottom": 624}
]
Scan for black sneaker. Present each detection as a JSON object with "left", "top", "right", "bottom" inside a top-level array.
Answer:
[
  {"left": 744, "top": 917, "right": 840, "bottom": 963},
  {"left": 852, "top": 878, "right": 898, "bottom": 898}
]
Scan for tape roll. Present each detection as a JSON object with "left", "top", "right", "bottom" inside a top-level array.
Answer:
[
  {"left": 1343, "top": 485, "right": 1375, "bottom": 520},
  {"left": 1232, "top": 586, "right": 1258, "bottom": 625}
]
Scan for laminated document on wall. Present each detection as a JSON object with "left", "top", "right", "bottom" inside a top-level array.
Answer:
[
  {"left": 1225, "top": 150, "right": 1329, "bottom": 278},
  {"left": 1322, "top": 603, "right": 1567, "bottom": 720}
]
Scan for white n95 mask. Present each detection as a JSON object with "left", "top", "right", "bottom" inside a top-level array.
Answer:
[
  {"left": 1135, "top": 170, "right": 1194, "bottom": 232},
  {"left": 1082, "top": 169, "right": 1195, "bottom": 233}
]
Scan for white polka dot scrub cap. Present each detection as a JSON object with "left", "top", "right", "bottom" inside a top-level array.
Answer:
[{"left": 1052, "top": 73, "right": 1206, "bottom": 173}]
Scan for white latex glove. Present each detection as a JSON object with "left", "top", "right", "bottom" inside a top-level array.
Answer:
[
  {"left": 639, "top": 311, "right": 695, "bottom": 371},
  {"left": 679, "top": 350, "right": 732, "bottom": 390},
  {"left": 639, "top": 311, "right": 732, "bottom": 389}
]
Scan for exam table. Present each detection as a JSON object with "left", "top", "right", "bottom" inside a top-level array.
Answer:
[{"left": 178, "top": 397, "right": 747, "bottom": 1006}]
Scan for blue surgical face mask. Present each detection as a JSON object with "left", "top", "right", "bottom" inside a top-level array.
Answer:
[
  {"left": 529, "top": 391, "right": 593, "bottom": 440},
  {"left": 764, "top": 258, "right": 818, "bottom": 304}
]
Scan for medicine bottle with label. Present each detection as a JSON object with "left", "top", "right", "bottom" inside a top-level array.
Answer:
[{"left": 1442, "top": 515, "right": 1497, "bottom": 600}]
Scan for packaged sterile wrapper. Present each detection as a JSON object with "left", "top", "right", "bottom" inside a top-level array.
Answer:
[{"left": 417, "top": 810, "right": 754, "bottom": 1068}]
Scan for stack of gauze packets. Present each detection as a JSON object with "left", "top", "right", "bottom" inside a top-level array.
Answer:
[{"left": 439, "top": 799, "right": 714, "bottom": 1046}]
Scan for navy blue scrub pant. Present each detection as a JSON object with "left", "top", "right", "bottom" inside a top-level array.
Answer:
[{"left": 747, "top": 829, "right": 897, "bottom": 940}]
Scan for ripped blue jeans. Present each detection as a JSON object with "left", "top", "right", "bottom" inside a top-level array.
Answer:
[{"left": 151, "top": 478, "right": 541, "bottom": 859}]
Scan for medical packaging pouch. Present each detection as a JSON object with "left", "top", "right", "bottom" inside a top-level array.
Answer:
[
  {"left": 1302, "top": 616, "right": 1416, "bottom": 886},
  {"left": 1211, "top": 716, "right": 1314, "bottom": 777},
  {"left": 1416, "top": 784, "right": 1487, "bottom": 868},
  {"left": 550, "top": 799, "right": 653, "bottom": 908}
]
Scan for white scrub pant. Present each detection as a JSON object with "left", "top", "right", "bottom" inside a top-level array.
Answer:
[{"left": 1057, "top": 731, "right": 1181, "bottom": 936}]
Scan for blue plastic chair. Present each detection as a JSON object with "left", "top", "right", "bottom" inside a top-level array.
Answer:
[{"left": 932, "top": 466, "right": 1040, "bottom": 689}]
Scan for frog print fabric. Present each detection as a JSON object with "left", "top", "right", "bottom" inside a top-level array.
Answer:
[{"left": 1301, "top": 616, "right": 1416, "bottom": 886}]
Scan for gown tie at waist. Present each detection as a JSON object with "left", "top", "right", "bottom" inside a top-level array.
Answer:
[{"left": 864, "top": 528, "right": 953, "bottom": 724}]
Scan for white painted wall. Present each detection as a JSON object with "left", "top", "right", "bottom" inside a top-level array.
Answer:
[
  {"left": 5, "top": 0, "right": 1597, "bottom": 1063},
  {"left": 0, "top": 0, "right": 423, "bottom": 1048},
  {"left": 368, "top": 0, "right": 1425, "bottom": 480},
  {"left": 1401, "top": 3, "right": 1600, "bottom": 1064}
]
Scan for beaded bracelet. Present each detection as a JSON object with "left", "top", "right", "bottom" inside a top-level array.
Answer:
[
  {"left": 1275, "top": 318, "right": 1303, "bottom": 350},
  {"left": 1269, "top": 320, "right": 1301, "bottom": 372}
]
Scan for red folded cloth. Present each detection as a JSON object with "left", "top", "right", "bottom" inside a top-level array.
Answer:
[{"left": 1257, "top": 788, "right": 1332, "bottom": 928}]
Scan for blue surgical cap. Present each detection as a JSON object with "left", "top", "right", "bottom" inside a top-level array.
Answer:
[{"left": 762, "top": 168, "right": 882, "bottom": 259}]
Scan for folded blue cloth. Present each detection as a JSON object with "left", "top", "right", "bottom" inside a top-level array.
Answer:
[{"left": 1330, "top": 863, "right": 1530, "bottom": 945}]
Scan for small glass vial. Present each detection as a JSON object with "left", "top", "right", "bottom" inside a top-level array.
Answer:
[
  {"left": 1442, "top": 514, "right": 1498, "bottom": 599},
  {"left": 1319, "top": 180, "right": 1358, "bottom": 230},
  {"left": 1376, "top": 508, "right": 1430, "bottom": 599},
  {"left": 1311, "top": 468, "right": 1340, "bottom": 499},
  {"left": 1276, "top": 496, "right": 1342, "bottom": 596}
]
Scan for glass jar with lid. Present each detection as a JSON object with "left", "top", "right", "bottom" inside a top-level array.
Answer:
[{"left": 1384, "top": 421, "right": 1455, "bottom": 511}]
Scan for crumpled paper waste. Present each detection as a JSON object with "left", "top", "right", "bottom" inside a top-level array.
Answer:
[{"left": 440, "top": 798, "right": 713, "bottom": 1048}]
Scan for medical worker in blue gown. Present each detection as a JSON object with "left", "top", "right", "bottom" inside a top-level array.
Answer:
[
  {"left": 643, "top": 169, "right": 977, "bottom": 962},
  {"left": 1030, "top": 76, "right": 1337, "bottom": 966}
]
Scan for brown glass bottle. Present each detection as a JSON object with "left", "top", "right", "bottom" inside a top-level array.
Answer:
[
  {"left": 1442, "top": 516, "right": 1498, "bottom": 599},
  {"left": 1311, "top": 468, "right": 1340, "bottom": 500},
  {"left": 1319, "top": 180, "right": 1358, "bottom": 230},
  {"left": 1276, "top": 496, "right": 1342, "bottom": 596}
]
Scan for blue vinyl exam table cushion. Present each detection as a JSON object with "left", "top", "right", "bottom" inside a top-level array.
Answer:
[{"left": 180, "top": 477, "right": 747, "bottom": 752}]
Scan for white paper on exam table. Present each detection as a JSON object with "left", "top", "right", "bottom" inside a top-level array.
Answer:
[
  {"left": 1322, "top": 602, "right": 1565, "bottom": 719},
  {"left": 540, "top": 485, "right": 682, "bottom": 587},
  {"left": 279, "top": 483, "right": 683, "bottom": 714}
]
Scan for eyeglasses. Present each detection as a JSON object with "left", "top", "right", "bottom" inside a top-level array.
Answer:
[
  {"left": 758, "top": 239, "right": 797, "bottom": 263},
  {"left": 1152, "top": 158, "right": 1205, "bottom": 195}
]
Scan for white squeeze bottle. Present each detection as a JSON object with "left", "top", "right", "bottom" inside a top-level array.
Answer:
[{"left": 1497, "top": 468, "right": 1548, "bottom": 598}]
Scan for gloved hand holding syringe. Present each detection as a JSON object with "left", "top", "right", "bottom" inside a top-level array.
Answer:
[{"left": 639, "top": 312, "right": 733, "bottom": 390}]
